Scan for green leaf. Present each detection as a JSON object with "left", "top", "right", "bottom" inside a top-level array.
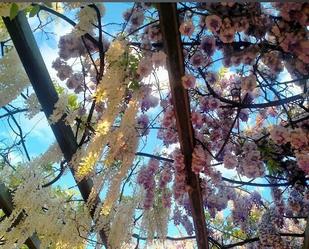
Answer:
[
  {"left": 267, "top": 158, "right": 280, "bottom": 175},
  {"left": 68, "top": 94, "right": 78, "bottom": 110},
  {"left": 128, "top": 79, "right": 140, "bottom": 90},
  {"left": 10, "top": 3, "right": 19, "bottom": 20},
  {"left": 54, "top": 84, "right": 64, "bottom": 95},
  {"left": 29, "top": 5, "right": 40, "bottom": 18}
]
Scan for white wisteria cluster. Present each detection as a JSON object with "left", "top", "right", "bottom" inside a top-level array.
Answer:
[
  {"left": 49, "top": 93, "right": 68, "bottom": 123},
  {"left": 0, "top": 48, "right": 29, "bottom": 107},
  {"left": 24, "top": 93, "right": 42, "bottom": 119},
  {"left": 0, "top": 144, "right": 90, "bottom": 249},
  {"left": 77, "top": 40, "right": 128, "bottom": 178},
  {"left": 101, "top": 92, "right": 140, "bottom": 215},
  {"left": 74, "top": 4, "right": 105, "bottom": 36}
]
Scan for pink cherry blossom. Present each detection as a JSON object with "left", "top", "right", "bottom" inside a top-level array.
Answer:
[
  {"left": 179, "top": 20, "right": 195, "bottom": 36},
  {"left": 182, "top": 74, "right": 196, "bottom": 89},
  {"left": 205, "top": 15, "right": 222, "bottom": 33},
  {"left": 269, "top": 125, "right": 290, "bottom": 145}
]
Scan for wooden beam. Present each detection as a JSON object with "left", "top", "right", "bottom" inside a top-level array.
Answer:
[
  {"left": 0, "top": 183, "right": 41, "bottom": 249},
  {"left": 157, "top": 3, "right": 209, "bottom": 249},
  {"left": 3, "top": 12, "right": 109, "bottom": 248}
]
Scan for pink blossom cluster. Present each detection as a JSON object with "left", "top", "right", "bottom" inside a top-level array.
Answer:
[
  {"left": 58, "top": 33, "right": 94, "bottom": 61},
  {"left": 123, "top": 4, "right": 147, "bottom": 33},
  {"left": 140, "top": 85, "right": 159, "bottom": 112},
  {"left": 273, "top": 3, "right": 308, "bottom": 26},
  {"left": 173, "top": 207, "right": 194, "bottom": 235},
  {"left": 237, "top": 141, "right": 265, "bottom": 178},
  {"left": 258, "top": 207, "right": 289, "bottom": 249},
  {"left": 261, "top": 51, "right": 284, "bottom": 73},
  {"left": 52, "top": 58, "right": 73, "bottom": 81},
  {"left": 222, "top": 45, "right": 258, "bottom": 68},
  {"left": 159, "top": 164, "right": 173, "bottom": 208},
  {"left": 66, "top": 73, "right": 84, "bottom": 93},
  {"left": 143, "top": 24, "right": 162, "bottom": 43},
  {"left": 191, "top": 111, "right": 203, "bottom": 129},
  {"left": 137, "top": 159, "right": 159, "bottom": 209},
  {"left": 172, "top": 148, "right": 187, "bottom": 202},
  {"left": 232, "top": 196, "right": 253, "bottom": 229},
  {"left": 190, "top": 51, "right": 210, "bottom": 68},
  {"left": 137, "top": 57, "right": 153, "bottom": 78},
  {"left": 191, "top": 145, "right": 210, "bottom": 174},
  {"left": 203, "top": 183, "right": 236, "bottom": 217},
  {"left": 270, "top": 125, "right": 309, "bottom": 173},
  {"left": 157, "top": 105, "right": 178, "bottom": 145},
  {"left": 181, "top": 74, "right": 196, "bottom": 89},
  {"left": 223, "top": 151, "right": 238, "bottom": 170},
  {"left": 137, "top": 114, "right": 150, "bottom": 136},
  {"left": 269, "top": 125, "right": 290, "bottom": 145},
  {"left": 200, "top": 36, "right": 216, "bottom": 57},
  {"left": 241, "top": 74, "right": 257, "bottom": 92},
  {"left": 200, "top": 96, "right": 220, "bottom": 112},
  {"left": 179, "top": 20, "right": 195, "bottom": 37}
]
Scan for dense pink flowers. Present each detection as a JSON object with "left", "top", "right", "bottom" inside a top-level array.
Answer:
[
  {"left": 137, "top": 159, "right": 159, "bottom": 209},
  {"left": 200, "top": 36, "right": 216, "bottom": 56},
  {"left": 137, "top": 57, "right": 153, "bottom": 78},
  {"left": 241, "top": 74, "right": 257, "bottom": 92},
  {"left": 296, "top": 153, "right": 309, "bottom": 174},
  {"left": 137, "top": 114, "right": 150, "bottom": 136},
  {"left": 172, "top": 148, "right": 187, "bottom": 202},
  {"left": 179, "top": 21, "right": 195, "bottom": 36},
  {"left": 52, "top": 58, "right": 73, "bottom": 81},
  {"left": 192, "top": 145, "right": 210, "bottom": 174},
  {"left": 289, "top": 128, "right": 308, "bottom": 149},
  {"left": 269, "top": 125, "right": 290, "bottom": 145},
  {"left": 182, "top": 74, "right": 196, "bottom": 89},
  {"left": 140, "top": 86, "right": 159, "bottom": 112},
  {"left": 238, "top": 142, "right": 265, "bottom": 178},
  {"left": 205, "top": 15, "right": 222, "bottom": 33}
]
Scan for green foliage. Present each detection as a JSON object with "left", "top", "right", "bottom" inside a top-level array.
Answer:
[
  {"left": 68, "top": 94, "right": 78, "bottom": 110},
  {"left": 54, "top": 84, "right": 65, "bottom": 95},
  {"left": 258, "top": 141, "right": 281, "bottom": 175},
  {"left": 29, "top": 5, "right": 40, "bottom": 18},
  {"left": 9, "top": 3, "right": 19, "bottom": 20}
]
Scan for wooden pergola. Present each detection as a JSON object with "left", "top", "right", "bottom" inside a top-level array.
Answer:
[{"left": 1, "top": 3, "right": 308, "bottom": 249}]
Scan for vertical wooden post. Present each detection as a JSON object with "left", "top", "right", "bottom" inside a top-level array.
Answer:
[{"left": 157, "top": 3, "right": 209, "bottom": 249}]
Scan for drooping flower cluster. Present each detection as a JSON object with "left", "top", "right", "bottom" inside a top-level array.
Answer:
[
  {"left": 0, "top": 48, "right": 29, "bottom": 108},
  {"left": 258, "top": 207, "right": 289, "bottom": 249},
  {"left": 137, "top": 159, "right": 159, "bottom": 209},
  {"left": 237, "top": 141, "right": 265, "bottom": 178},
  {"left": 172, "top": 148, "right": 187, "bottom": 202}
]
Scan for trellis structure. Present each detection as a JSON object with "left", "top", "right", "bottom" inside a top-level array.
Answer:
[{"left": 0, "top": 3, "right": 308, "bottom": 249}]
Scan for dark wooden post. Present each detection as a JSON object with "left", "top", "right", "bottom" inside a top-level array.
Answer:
[
  {"left": 3, "top": 12, "right": 109, "bottom": 248},
  {"left": 157, "top": 3, "right": 209, "bottom": 249}
]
